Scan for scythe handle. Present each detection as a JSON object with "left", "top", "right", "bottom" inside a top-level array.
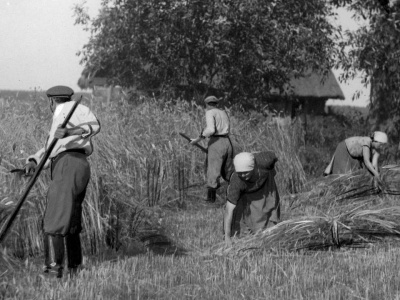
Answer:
[
  {"left": 179, "top": 132, "right": 208, "bottom": 153},
  {"left": 0, "top": 96, "right": 83, "bottom": 243}
]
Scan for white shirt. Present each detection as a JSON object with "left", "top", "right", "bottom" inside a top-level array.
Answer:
[
  {"left": 202, "top": 108, "right": 230, "bottom": 138},
  {"left": 53, "top": 102, "right": 64, "bottom": 119},
  {"left": 27, "top": 101, "right": 100, "bottom": 168}
]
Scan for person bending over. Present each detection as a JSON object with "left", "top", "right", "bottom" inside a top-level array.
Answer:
[{"left": 224, "top": 151, "right": 280, "bottom": 246}]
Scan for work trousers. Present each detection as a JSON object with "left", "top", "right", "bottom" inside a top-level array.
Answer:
[
  {"left": 206, "top": 136, "right": 234, "bottom": 189},
  {"left": 43, "top": 150, "right": 90, "bottom": 271},
  {"left": 45, "top": 151, "right": 90, "bottom": 235}
]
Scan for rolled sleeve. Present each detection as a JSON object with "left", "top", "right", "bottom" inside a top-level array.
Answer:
[
  {"left": 80, "top": 124, "right": 93, "bottom": 138},
  {"left": 26, "top": 148, "right": 44, "bottom": 165},
  {"left": 26, "top": 147, "right": 51, "bottom": 169},
  {"left": 75, "top": 106, "right": 100, "bottom": 139}
]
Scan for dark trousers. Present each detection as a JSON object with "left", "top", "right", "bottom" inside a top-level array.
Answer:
[
  {"left": 206, "top": 136, "right": 234, "bottom": 189},
  {"left": 42, "top": 151, "right": 89, "bottom": 273},
  {"left": 46, "top": 152, "right": 90, "bottom": 235},
  {"left": 44, "top": 233, "right": 82, "bottom": 270}
]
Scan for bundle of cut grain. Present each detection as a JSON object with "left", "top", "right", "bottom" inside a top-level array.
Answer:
[
  {"left": 213, "top": 201, "right": 400, "bottom": 256},
  {"left": 291, "top": 165, "right": 400, "bottom": 210},
  {"left": 212, "top": 166, "right": 400, "bottom": 256}
]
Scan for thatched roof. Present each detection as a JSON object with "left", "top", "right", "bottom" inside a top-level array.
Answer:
[
  {"left": 270, "top": 69, "right": 345, "bottom": 100},
  {"left": 78, "top": 65, "right": 345, "bottom": 101}
]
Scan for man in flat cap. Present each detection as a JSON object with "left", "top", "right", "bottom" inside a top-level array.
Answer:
[
  {"left": 24, "top": 85, "right": 100, "bottom": 278},
  {"left": 190, "top": 95, "right": 236, "bottom": 203},
  {"left": 224, "top": 151, "right": 280, "bottom": 246}
]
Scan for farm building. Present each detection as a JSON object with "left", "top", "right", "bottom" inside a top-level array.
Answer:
[
  {"left": 173, "top": 68, "right": 345, "bottom": 116},
  {"left": 77, "top": 66, "right": 345, "bottom": 115},
  {"left": 267, "top": 69, "right": 345, "bottom": 117},
  {"left": 77, "top": 67, "right": 124, "bottom": 103}
]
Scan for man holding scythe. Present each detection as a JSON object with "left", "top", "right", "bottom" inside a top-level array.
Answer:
[
  {"left": 190, "top": 95, "right": 236, "bottom": 203},
  {"left": 24, "top": 86, "right": 100, "bottom": 278}
]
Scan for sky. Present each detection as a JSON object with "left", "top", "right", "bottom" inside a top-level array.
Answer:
[
  {"left": 0, "top": 0, "right": 101, "bottom": 92},
  {"left": 327, "top": 7, "right": 370, "bottom": 107},
  {"left": 0, "top": 1, "right": 369, "bottom": 107}
]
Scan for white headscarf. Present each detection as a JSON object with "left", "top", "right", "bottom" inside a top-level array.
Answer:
[
  {"left": 234, "top": 152, "right": 255, "bottom": 172},
  {"left": 373, "top": 131, "right": 388, "bottom": 144}
]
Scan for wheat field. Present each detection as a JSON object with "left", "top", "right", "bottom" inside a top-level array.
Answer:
[{"left": 1, "top": 94, "right": 400, "bottom": 299}]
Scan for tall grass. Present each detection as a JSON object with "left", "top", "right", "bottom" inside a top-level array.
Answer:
[
  {"left": 2, "top": 95, "right": 400, "bottom": 299},
  {"left": 0, "top": 96, "right": 306, "bottom": 259}
]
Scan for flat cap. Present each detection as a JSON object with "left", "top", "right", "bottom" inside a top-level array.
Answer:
[
  {"left": 46, "top": 85, "right": 74, "bottom": 98},
  {"left": 204, "top": 96, "right": 219, "bottom": 104}
]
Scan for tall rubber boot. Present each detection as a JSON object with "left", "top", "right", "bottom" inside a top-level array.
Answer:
[
  {"left": 66, "top": 233, "right": 83, "bottom": 278},
  {"left": 206, "top": 188, "right": 216, "bottom": 203},
  {"left": 43, "top": 234, "right": 64, "bottom": 278}
]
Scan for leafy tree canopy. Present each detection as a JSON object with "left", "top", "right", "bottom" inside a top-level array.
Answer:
[
  {"left": 74, "top": 0, "right": 344, "bottom": 102},
  {"left": 330, "top": 0, "right": 400, "bottom": 134}
]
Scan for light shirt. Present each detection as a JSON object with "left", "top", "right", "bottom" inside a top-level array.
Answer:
[
  {"left": 53, "top": 103, "right": 64, "bottom": 119},
  {"left": 27, "top": 101, "right": 100, "bottom": 168},
  {"left": 201, "top": 108, "right": 230, "bottom": 138},
  {"left": 345, "top": 136, "right": 371, "bottom": 158}
]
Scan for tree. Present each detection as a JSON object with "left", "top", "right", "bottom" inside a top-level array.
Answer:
[
  {"left": 331, "top": 0, "right": 400, "bottom": 135},
  {"left": 75, "top": 0, "right": 344, "bottom": 102}
]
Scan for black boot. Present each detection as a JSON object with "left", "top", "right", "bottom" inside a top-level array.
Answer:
[
  {"left": 43, "top": 234, "right": 65, "bottom": 278},
  {"left": 206, "top": 189, "right": 216, "bottom": 203},
  {"left": 66, "top": 233, "right": 83, "bottom": 278}
]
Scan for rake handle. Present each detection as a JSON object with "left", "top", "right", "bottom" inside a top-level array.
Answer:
[{"left": 0, "top": 96, "right": 82, "bottom": 243}]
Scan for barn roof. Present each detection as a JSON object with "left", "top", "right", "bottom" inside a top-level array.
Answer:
[
  {"left": 271, "top": 69, "right": 345, "bottom": 100},
  {"left": 78, "top": 65, "right": 345, "bottom": 101}
]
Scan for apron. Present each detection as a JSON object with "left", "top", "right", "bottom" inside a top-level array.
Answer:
[{"left": 232, "top": 169, "right": 280, "bottom": 235}]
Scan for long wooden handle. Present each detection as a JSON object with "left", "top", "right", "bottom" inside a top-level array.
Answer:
[
  {"left": 0, "top": 96, "right": 82, "bottom": 243},
  {"left": 179, "top": 132, "right": 208, "bottom": 153}
]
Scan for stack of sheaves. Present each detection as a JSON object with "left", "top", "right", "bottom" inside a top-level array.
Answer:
[
  {"left": 303, "top": 164, "right": 400, "bottom": 201},
  {"left": 213, "top": 165, "right": 400, "bottom": 256}
]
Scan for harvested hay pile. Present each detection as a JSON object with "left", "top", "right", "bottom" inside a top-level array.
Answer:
[
  {"left": 213, "top": 166, "right": 400, "bottom": 256},
  {"left": 287, "top": 165, "right": 400, "bottom": 213}
]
